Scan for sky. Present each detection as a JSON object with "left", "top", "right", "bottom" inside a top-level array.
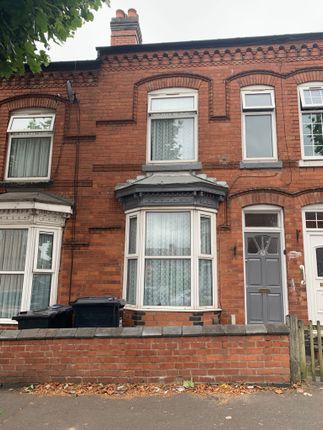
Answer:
[{"left": 48, "top": 0, "right": 323, "bottom": 62}]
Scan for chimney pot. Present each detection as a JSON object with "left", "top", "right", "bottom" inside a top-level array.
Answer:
[
  {"left": 127, "top": 8, "right": 137, "bottom": 17},
  {"left": 116, "top": 9, "right": 126, "bottom": 18}
]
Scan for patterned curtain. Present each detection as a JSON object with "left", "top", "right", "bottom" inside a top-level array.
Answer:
[
  {"left": 144, "top": 212, "right": 191, "bottom": 306},
  {"left": 144, "top": 259, "right": 191, "bottom": 306},
  {"left": 199, "top": 260, "right": 213, "bottom": 306},
  {"left": 126, "top": 260, "right": 137, "bottom": 305},
  {"left": 151, "top": 118, "right": 194, "bottom": 161},
  {"left": 126, "top": 217, "right": 137, "bottom": 305},
  {"left": 199, "top": 217, "right": 213, "bottom": 306}
]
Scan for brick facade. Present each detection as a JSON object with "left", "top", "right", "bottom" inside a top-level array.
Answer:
[{"left": 1, "top": 12, "right": 323, "bottom": 327}]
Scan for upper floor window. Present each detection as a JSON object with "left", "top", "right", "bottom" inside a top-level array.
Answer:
[
  {"left": 147, "top": 89, "right": 197, "bottom": 163},
  {"left": 241, "top": 87, "right": 277, "bottom": 161},
  {"left": 5, "top": 109, "right": 55, "bottom": 181},
  {"left": 299, "top": 84, "right": 323, "bottom": 159}
]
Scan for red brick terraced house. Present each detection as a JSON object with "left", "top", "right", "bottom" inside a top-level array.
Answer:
[{"left": 1, "top": 8, "right": 323, "bottom": 330}]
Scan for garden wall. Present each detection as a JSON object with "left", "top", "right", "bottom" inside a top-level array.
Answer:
[{"left": 0, "top": 324, "right": 290, "bottom": 385}]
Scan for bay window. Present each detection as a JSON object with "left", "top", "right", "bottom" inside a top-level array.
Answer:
[
  {"left": 0, "top": 227, "right": 61, "bottom": 321},
  {"left": 5, "top": 110, "right": 55, "bottom": 181},
  {"left": 0, "top": 192, "right": 72, "bottom": 323},
  {"left": 148, "top": 89, "right": 197, "bottom": 163},
  {"left": 124, "top": 208, "right": 216, "bottom": 310}
]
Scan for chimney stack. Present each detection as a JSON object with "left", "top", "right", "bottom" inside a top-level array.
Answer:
[{"left": 110, "top": 9, "right": 142, "bottom": 46}]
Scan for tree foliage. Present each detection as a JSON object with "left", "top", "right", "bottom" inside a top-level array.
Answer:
[{"left": 0, "top": 0, "right": 109, "bottom": 77}]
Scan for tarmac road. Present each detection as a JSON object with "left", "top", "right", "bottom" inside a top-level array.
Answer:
[{"left": 0, "top": 384, "right": 323, "bottom": 430}]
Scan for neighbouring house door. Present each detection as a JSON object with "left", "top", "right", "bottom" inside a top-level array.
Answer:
[
  {"left": 303, "top": 233, "right": 323, "bottom": 324},
  {"left": 245, "top": 232, "right": 284, "bottom": 323}
]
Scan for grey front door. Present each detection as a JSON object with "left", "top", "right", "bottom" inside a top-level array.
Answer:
[{"left": 245, "top": 232, "right": 284, "bottom": 323}]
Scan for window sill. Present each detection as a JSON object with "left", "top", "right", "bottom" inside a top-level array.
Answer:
[
  {"left": 298, "top": 160, "right": 323, "bottom": 167},
  {"left": 240, "top": 161, "right": 283, "bottom": 170},
  {"left": 142, "top": 162, "right": 202, "bottom": 172}
]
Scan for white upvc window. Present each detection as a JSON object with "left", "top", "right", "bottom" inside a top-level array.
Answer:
[
  {"left": 5, "top": 110, "right": 55, "bottom": 181},
  {"left": 124, "top": 208, "right": 217, "bottom": 310},
  {"left": 147, "top": 88, "right": 198, "bottom": 163},
  {"left": 241, "top": 87, "right": 277, "bottom": 161},
  {"left": 298, "top": 83, "right": 323, "bottom": 160},
  {"left": 0, "top": 226, "right": 62, "bottom": 323}
]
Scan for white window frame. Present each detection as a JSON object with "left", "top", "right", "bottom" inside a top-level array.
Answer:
[
  {"left": 242, "top": 205, "right": 288, "bottom": 324},
  {"left": 299, "top": 85, "right": 323, "bottom": 109},
  {"left": 123, "top": 206, "right": 218, "bottom": 311},
  {"left": 241, "top": 86, "right": 277, "bottom": 162},
  {"left": 5, "top": 110, "right": 55, "bottom": 182},
  {"left": 0, "top": 225, "right": 62, "bottom": 324},
  {"left": 302, "top": 205, "right": 323, "bottom": 231},
  {"left": 124, "top": 214, "right": 139, "bottom": 306},
  {"left": 147, "top": 88, "right": 198, "bottom": 164},
  {"left": 298, "top": 83, "right": 323, "bottom": 163}
]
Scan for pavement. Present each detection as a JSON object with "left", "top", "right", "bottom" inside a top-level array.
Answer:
[{"left": 0, "top": 383, "right": 323, "bottom": 430}]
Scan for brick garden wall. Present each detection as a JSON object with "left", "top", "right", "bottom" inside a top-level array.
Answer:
[{"left": 0, "top": 325, "right": 290, "bottom": 385}]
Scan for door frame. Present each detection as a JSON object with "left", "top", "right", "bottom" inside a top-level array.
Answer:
[
  {"left": 302, "top": 204, "right": 323, "bottom": 322},
  {"left": 242, "top": 205, "right": 288, "bottom": 324}
]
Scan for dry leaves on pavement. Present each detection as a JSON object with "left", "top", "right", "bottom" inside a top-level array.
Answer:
[{"left": 20, "top": 382, "right": 300, "bottom": 399}]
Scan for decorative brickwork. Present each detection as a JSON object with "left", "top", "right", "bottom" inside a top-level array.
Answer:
[{"left": 101, "top": 42, "right": 323, "bottom": 70}]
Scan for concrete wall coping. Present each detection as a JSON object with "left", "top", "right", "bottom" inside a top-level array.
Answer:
[{"left": 0, "top": 324, "right": 289, "bottom": 341}]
